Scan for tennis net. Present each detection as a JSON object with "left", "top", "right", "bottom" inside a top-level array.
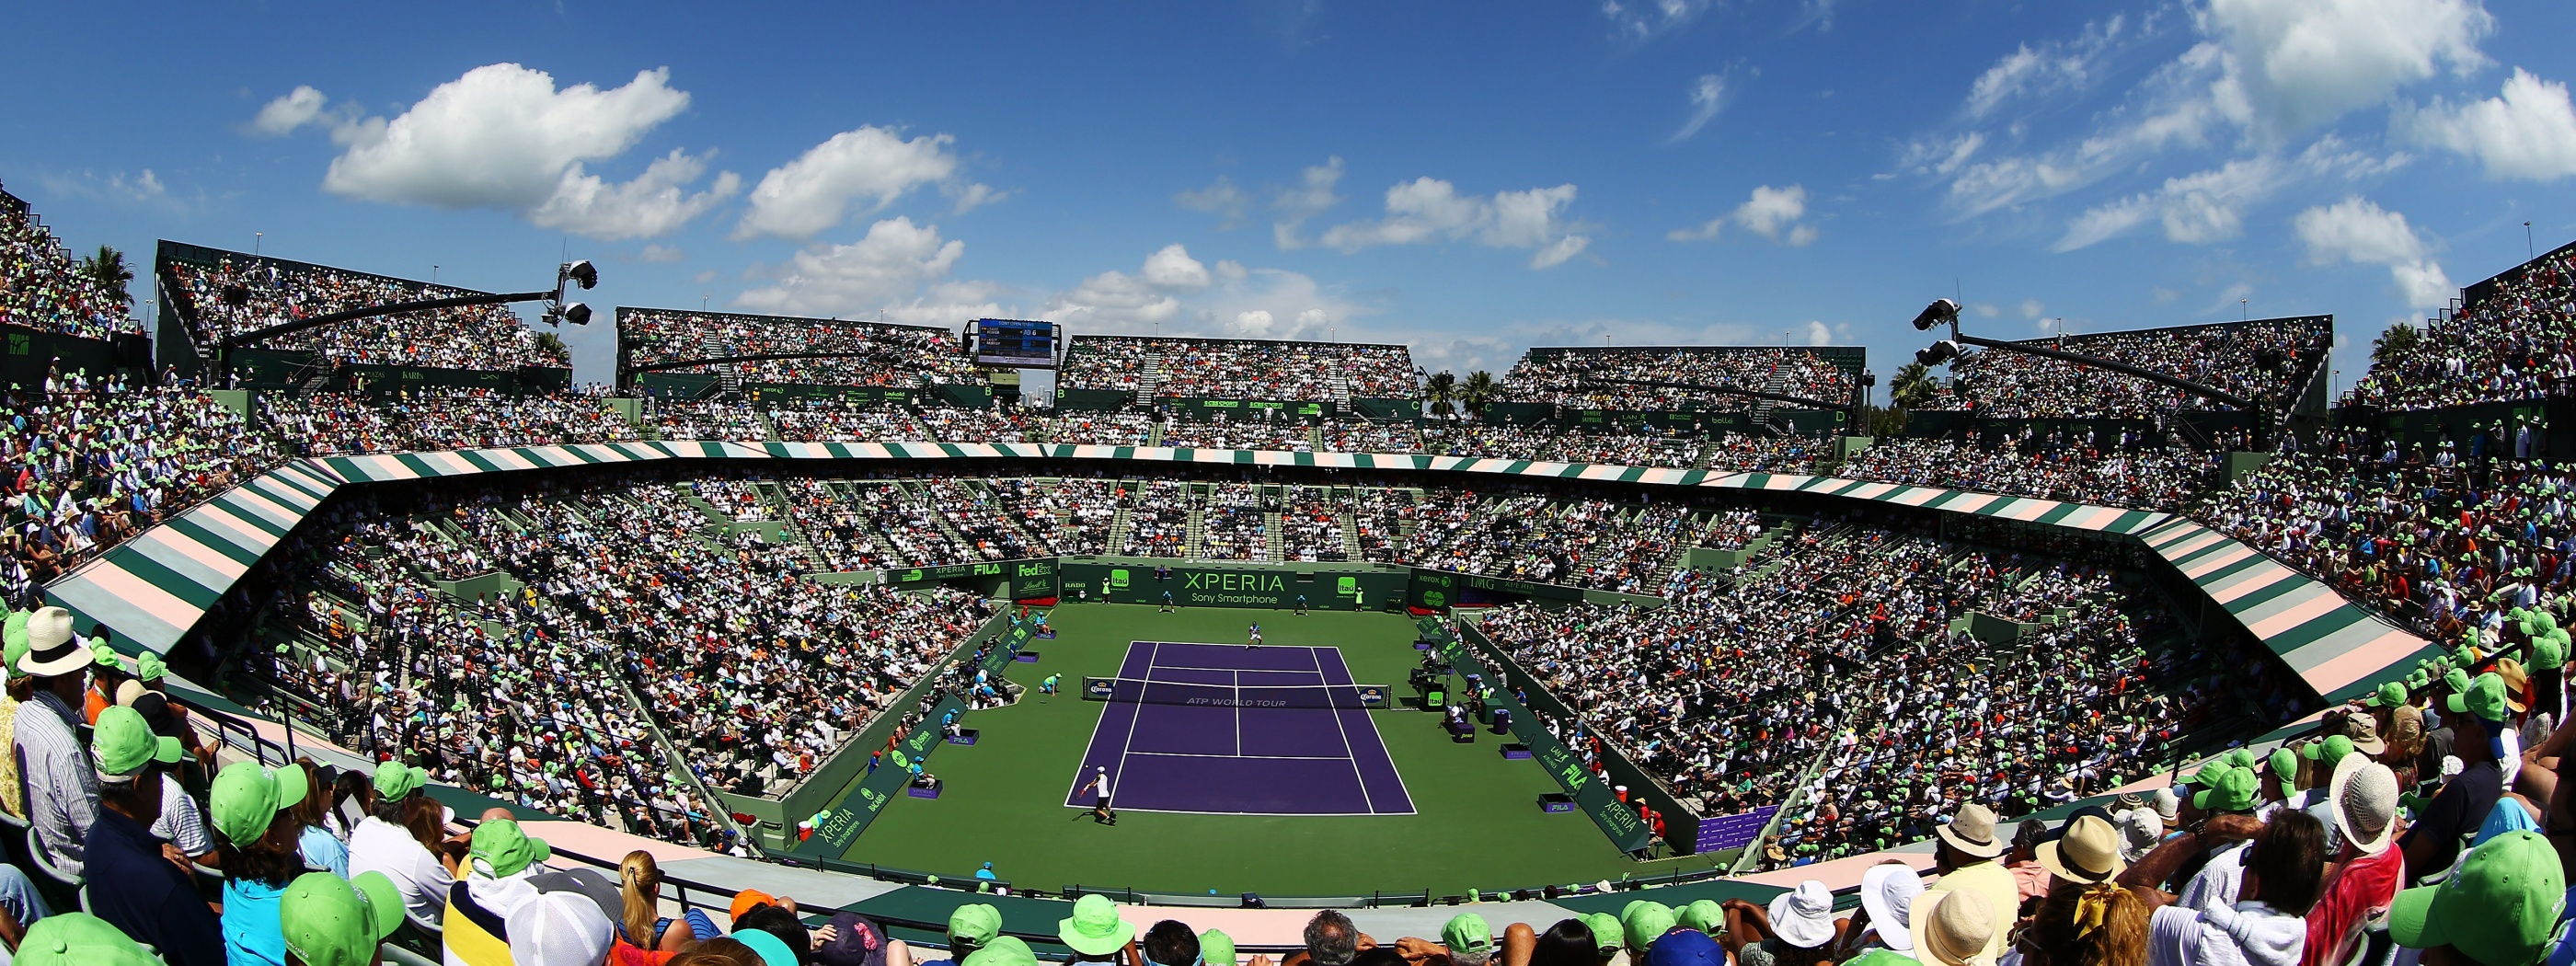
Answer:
[{"left": 1080, "top": 676, "right": 1391, "bottom": 709}]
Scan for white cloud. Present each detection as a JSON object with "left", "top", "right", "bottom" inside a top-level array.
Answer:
[
  {"left": 1271, "top": 157, "right": 1347, "bottom": 249},
  {"left": 1676, "top": 184, "right": 1818, "bottom": 246},
  {"left": 2198, "top": 0, "right": 2491, "bottom": 137},
  {"left": 1801, "top": 320, "right": 1833, "bottom": 346},
  {"left": 528, "top": 149, "right": 741, "bottom": 241},
  {"left": 1965, "top": 17, "right": 2125, "bottom": 119},
  {"left": 877, "top": 281, "right": 1007, "bottom": 329},
  {"left": 1044, "top": 244, "right": 1216, "bottom": 328},
  {"left": 2019, "top": 299, "right": 2047, "bottom": 319},
  {"left": 736, "top": 217, "right": 966, "bottom": 316},
  {"left": 2398, "top": 68, "right": 2576, "bottom": 181},
  {"left": 1177, "top": 177, "right": 1251, "bottom": 227},
  {"left": 1672, "top": 75, "right": 1728, "bottom": 143},
  {"left": 1600, "top": 0, "right": 1713, "bottom": 40},
  {"left": 638, "top": 244, "right": 685, "bottom": 263},
  {"left": 2050, "top": 140, "right": 2401, "bottom": 251},
  {"left": 736, "top": 126, "right": 975, "bottom": 239},
  {"left": 1141, "top": 244, "right": 1212, "bottom": 289},
  {"left": 1923, "top": 0, "right": 2486, "bottom": 223},
  {"left": 249, "top": 86, "right": 332, "bottom": 137},
  {"left": 313, "top": 63, "right": 733, "bottom": 239},
  {"left": 947, "top": 182, "right": 1007, "bottom": 214},
  {"left": 1234, "top": 310, "right": 1277, "bottom": 334},
  {"left": 2294, "top": 196, "right": 2454, "bottom": 308},
  {"left": 325, "top": 64, "right": 690, "bottom": 209},
  {"left": 1317, "top": 178, "right": 1591, "bottom": 268}
]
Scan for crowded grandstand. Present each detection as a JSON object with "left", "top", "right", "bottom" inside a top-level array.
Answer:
[{"left": 0, "top": 169, "right": 2568, "bottom": 966}]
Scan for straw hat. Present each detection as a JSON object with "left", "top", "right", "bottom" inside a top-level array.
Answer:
[
  {"left": 2329, "top": 754, "right": 2399, "bottom": 856},
  {"left": 2036, "top": 815, "right": 2127, "bottom": 884},
  {"left": 17, "top": 608, "right": 86, "bottom": 678},
  {"left": 1909, "top": 890, "right": 1998, "bottom": 966},
  {"left": 1935, "top": 803, "right": 2007, "bottom": 858}
]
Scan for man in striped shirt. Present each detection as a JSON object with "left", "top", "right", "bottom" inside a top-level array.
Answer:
[{"left": 12, "top": 606, "right": 96, "bottom": 878}]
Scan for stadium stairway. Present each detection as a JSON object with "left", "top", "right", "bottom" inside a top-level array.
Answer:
[
  {"left": 1137, "top": 351, "right": 1167, "bottom": 397},
  {"left": 1103, "top": 484, "right": 1137, "bottom": 553},
  {"left": 1263, "top": 504, "right": 1285, "bottom": 562}
]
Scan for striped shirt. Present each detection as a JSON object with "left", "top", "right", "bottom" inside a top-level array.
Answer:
[{"left": 14, "top": 689, "right": 98, "bottom": 877}]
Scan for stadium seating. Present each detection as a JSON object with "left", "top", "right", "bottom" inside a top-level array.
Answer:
[
  {"left": 0, "top": 185, "right": 138, "bottom": 341},
  {"left": 160, "top": 248, "right": 568, "bottom": 370},
  {"left": 1060, "top": 335, "right": 1417, "bottom": 399},
  {"left": 1917, "top": 317, "right": 2330, "bottom": 419},
  {"left": 1500, "top": 346, "right": 1858, "bottom": 411},
  {"left": 621, "top": 308, "right": 985, "bottom": 388},
  {"left": 2345, "top": 245, "right": 2576, "bottom": 409}
]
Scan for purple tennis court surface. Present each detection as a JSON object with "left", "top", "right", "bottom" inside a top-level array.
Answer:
[{"left": 1066, "top": 641, "right": 1414, "bottom": 815}]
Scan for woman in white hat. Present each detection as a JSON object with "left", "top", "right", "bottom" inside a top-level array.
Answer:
[
  {"left": 1908, "top": 890, "right": 1999, "bottom": 966},
  {"left": 1720, "top": 880, "right": 1840, "bottom": 966}
]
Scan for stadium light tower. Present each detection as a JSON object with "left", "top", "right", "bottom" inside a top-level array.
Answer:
[
  {"left": 214, "top": 259, "right": 599, "bottom": 374},
  {"left": 1906, "top": 297, "right": 2273, "bottom": 447}
]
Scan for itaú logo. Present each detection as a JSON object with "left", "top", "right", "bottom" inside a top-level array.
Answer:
[{"left": 1184, "top": 572, "right": 1285, "bottom": 592}]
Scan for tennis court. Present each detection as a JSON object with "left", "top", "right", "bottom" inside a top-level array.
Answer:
[{"left": 1066, "top": 640, "right": 1415, "bottom": 815}]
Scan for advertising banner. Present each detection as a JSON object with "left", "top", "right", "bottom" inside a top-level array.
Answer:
[
  {"left": 1437, "top": 638, "right": 1657, "bottom": 854},
  {"left": 1061, "top": 561, "right": 1408, "bottom": 610},
  {"left": 800, "top": 695, "right": 962, "bottom": 853}
]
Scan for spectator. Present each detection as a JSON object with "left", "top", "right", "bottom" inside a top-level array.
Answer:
[
  {"left": 443, "top": 818, "right": 557, "bottom": 961},
  {"left": 1059, "top": 894, "right": 1137, "bottom": 965},
  {"left": 507, "top": 890, "right": 621, "bottom": 966},
  {"left": 10, "top": 913, "right": 167, "bottom": 966},
  {"left": 348, "top": 761, "right": 455, "bottom": 927},
  {"left": 2389, "top": 829, "right": 2563, "bottom": 966},
  {"left": 1144, "top": 921, "right": 1201, "bottom": 966},
  {"left": 916, "top": 903, "right": 1000, "bottom": 966},
  {"left": 209, "top": 760, "right": 314, "bottom": 966},
  {"left": 1926, "top": 803, "right": 2018, "bottom": 958},
  {"left": 1720, "top": 883, "right": 1836, "bottom": 966},
  {"left": 816, "top": 912, "right": 903, "bottom": 966},
  {"left": 82, "top": 705, "right": 212, "bottom": 966},
  {"left": 1300, "top": 910, "right": 1361, "bottom": 966},
  {"left": 289, "top": 760, "right": 350, "bottom": 877},
  {"left": 279, "top": 870, "right": 404, "bottom": 966},
  {"left": 2402, "top": 698, "right": 2501, "bottom": 881},
  {"left": 11, "top": 606, "right": 93, "bottom": 877},
  {"left": 1905, "top": 890, "right": 1999, "bottom": 966},
  {"left": 2143, "top": 811, "right": 2327, "bottom": 966},
  {"left": 2301, "top": 756, "right": 2403, "bottom": 966}
]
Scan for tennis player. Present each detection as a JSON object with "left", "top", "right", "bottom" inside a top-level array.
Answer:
[
  {"left": 1076, "top": 766, "right": 1116, "bottom": 825},
  {"left": 1246, "top": 621, "right": 1263, "bottom": 650}
]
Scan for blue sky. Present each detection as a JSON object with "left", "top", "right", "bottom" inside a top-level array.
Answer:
[{"left": 7, "top": 1, "right": 2575, "bottom": 395}]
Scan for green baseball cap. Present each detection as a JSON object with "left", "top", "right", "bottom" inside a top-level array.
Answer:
[
  {"left": 2225, "top": 748, "right": 2256, "bottom": 769},
  {"left": 2536, "top": 636, "right": 2569, "bottom": 671},
  {"left": 1583, "top": 913, "right": 1624, "bottom": 952},
  {"left": 88, "top": 641, "right": 120, "bottom": 672},
  {"left": 1443, "top": 913, "right": 1495, "bottom": 956},
  {"left": 2389, "top": 830, "right": 2564, "bottom": 965},
  {"left": 2444, "top": 668, "right": 2474, "bottom": 694},
  {"left": 1057, "top": 893, "right": 1133, "bottom": 956},
  {"left": 210, "top": 760, "right": 309, "bottom": 848},
  {"left": 965, "top": 936, "right": 1039, "bottom": 966},
  {"left": 91, "top": 706, "right": 180, "bottom": 779},
  {"left": 2302, "top": 734, "right": 2356, "bottom": 772},
  {"left": 2369, "top": 682, "right": 2409, "bottom": 707},
  {"left": 1622, "top": 900, "right": 1676, "bottom": 950},
  {"left": 374, "top": 760, "right": 430, "bottom": 800},
  {"left": 282, "top": 871, "right": 404, "bottom": 966},
  {"left": 1843, "top": 951, "right": 1921, "bottom": 966},
  {"left": 949, "top": 903, "right": 1002, "bottom": 946},
  {"left": 134, "top": 651, "right": 167, "bottom": 682},
  {"left": 12, "top": 913, "right": 163, "bottom": 966},
  {"left": 1, "top": 612, "right": 27, "bottom": 682},
  {"left": 469, "top": 819, "right": 552, "bottom": 877},
  {"left": 2449, "top": 673, "right": 2513, "bottom": 722},
  {"left": 2192, "top": 765, "right": 2259, "bottom": 813},
  {"left": 1200, "top": 929, "right": 1236, "bottom": 966},
  {"left": 2268, "top": 747, "right": 2301, "bottom": 797},
  {"left": 1676, "top": 899, "right": 1723, "bottom": 935}
]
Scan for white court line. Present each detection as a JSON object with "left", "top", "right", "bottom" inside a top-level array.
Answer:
[
  {"left": 1063, "top": 640, "right": 1158, "bottom": 808},
  {"left": 1317, "top": 646, "right": 1417, "bottom": 814},
  {"left": 1110, "top": 639, "right": 1163, "bottom": 807},
  {"left": 1127, "top": 751, "right": 1360, "bottom": 762},
  {"left": 1309, "top": 647, "right": 1377, "bottom": 814},
  {"left": 1233, "top": 670, "right": 1242, "bottom": 757}
]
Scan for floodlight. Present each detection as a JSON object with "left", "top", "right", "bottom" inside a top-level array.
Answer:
[
  {"left": 557, "top": 302, "right": 592, "bottom": 326},
  {"left": 1915, "top": 339, "right": 1962, "bottom": 367},
  {"left": 1910, "top": 298, "right": 1961, "bottom": 331},
  {"left": 562, "top": 260, "right": 599, "bottom": 290}
]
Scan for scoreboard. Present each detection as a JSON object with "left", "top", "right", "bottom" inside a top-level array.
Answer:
[{"left": 968, "top": 318, "right": 1059, "bottom": 369}]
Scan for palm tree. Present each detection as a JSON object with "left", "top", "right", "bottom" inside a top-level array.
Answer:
[
  {"left": 1424, "top": 371, "right": 1457, "bottom": 419},
  {"left": 1459, "top": 370, "right": 1499, "bottom": 420},
  {"left": 2371, "top": 322, "right": 2421, "bottom": 365},
  {"left": 79, "top": 245, "right": 133, "bottom": 309},
  {"left": 1888, "top": 362, "right": 1937, "bottom": 412}
]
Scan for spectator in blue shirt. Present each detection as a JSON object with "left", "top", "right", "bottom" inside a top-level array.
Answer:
[{"left": 82, "top": 706, "right": 218, "bottom": 966}]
